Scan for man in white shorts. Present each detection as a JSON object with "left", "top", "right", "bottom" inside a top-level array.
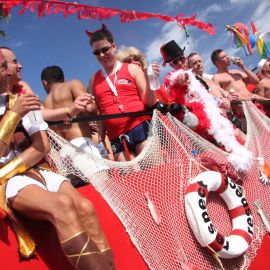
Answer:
[
  {"left": 0, "top": 50, "right": 115, "bottom": 269},
  {"left": 41, "top": 65, "right": 108, "bottom": 185}
]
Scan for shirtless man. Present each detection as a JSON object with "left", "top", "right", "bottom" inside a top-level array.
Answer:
[
  {"left": 188, "top": 52, "right": 245, "bottom": 137},
  {"left": 0, "top": 49, "right": 115, "bottom": 269},
  {"left": 211, "top": 49, "right": 259, "bottom": 100},
  {"left": 254, "top": 58, "right": 270, "bottom": 116},
  {"left": 42, "top": 65, "right": 100, "bottom": 152},
  {"left": 254, "top": 58, "right": 270, "bottom": 98},
  {"left": 42, "top": 66, "right": 107, "bottom": 185}
]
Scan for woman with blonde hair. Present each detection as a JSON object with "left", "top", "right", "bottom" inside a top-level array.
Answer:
[
  {"left": 116, "top": 46, "right": 147, "bottom": 70},
  {"left": 117, "top": 46, "right": 169, "bottom": 103}
]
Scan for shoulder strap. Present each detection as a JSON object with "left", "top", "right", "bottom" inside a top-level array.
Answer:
[{"left": 195, "top": 75, "right": 209, "bottom": 91}]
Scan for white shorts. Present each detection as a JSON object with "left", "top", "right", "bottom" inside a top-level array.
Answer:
[
  {"left": 69, "top": 137, "right": 109, "bottom": 177},
  {"left": 70, "top": 137, "right": 101, "bottom": 158},
  {"left": 6, "top": 169, "right": 68, "bottom": 201}
]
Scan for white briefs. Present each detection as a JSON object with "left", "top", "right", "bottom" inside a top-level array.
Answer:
[
  {"left": 5, "top": 169, "right": 68, "bottom": 201},
  {"left": 70, "top": 137, "right": 102, "bottom": 158},
  {"left": 68, "top": 137, "right": 109, "bottom": 177},
  {"left": 1, "top": 105, "right": 67, "bottom": 201}
]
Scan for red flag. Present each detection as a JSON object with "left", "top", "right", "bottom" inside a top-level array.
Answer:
[{"left": 251, "top": 21, "right": 258, "bottom": 34}]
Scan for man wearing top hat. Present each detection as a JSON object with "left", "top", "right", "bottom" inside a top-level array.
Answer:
[
  {"left": 161, "top": 40, "right": 189, "bottom": 89},
  {"left": 160, "top": 40, "right": 240, "bottom": 144},
  {"left": 160, "top": 40, "right": 191, "bottom": 122}
]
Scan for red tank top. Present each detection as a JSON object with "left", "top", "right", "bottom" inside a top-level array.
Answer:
[{"left": 93, "top": 63, "right": 150, "bottom": 140}]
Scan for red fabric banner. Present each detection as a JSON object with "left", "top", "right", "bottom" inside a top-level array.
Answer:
[{"left": 0, "top": 0, "right": 216, "bottom": 35}]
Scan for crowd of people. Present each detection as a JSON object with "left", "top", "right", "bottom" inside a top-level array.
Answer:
[{"left": 0, "top": 23, "right": 270, "bottom": 269}]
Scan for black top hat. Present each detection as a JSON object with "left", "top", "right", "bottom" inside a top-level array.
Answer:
[{"left": 160, "top": 40, "right": 185, "bottom": 66}]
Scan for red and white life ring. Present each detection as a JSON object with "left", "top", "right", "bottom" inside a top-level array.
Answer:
[{"left": 185, "top": 171, "right": 253, "bottom": 259}]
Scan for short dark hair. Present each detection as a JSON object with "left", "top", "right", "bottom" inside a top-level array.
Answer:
[
  {"left": 89, "top": 24, "right": 114, "bottom": 46},
  {"left": 188, "top": 52, "right": 198, "bottom": 59},
  {"left": 211, "top": 49, "right": 223, "bottom": 65},
  {"left": 41, "top": 65, "right": 64, "bottom": 84},
  {"left": 0, "top": 46, "right": 12, "bottom": 51}
]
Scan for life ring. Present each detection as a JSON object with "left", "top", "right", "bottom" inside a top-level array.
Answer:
[{"left": 185, "top": 171, "right": 253, "bottom": 259}]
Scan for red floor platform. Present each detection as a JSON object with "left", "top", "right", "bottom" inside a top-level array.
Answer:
[{"left": 0, "top": 184, "right": 269, "bottom": 269}]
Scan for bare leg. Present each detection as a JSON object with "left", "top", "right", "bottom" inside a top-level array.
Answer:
[
  {"left": 114, "top": 150, "right": 135, "bottom": 161},
  {"left": 58, "top": 181, "right": 109, "bottom": 250},
  {"left": 10, "top": 183, "right": 83, "bottom": 241},
  {"left": 10, "top": 183, "right": 113, "bottom": 269},
  {"left": 135, "top": 140, "right": 146, "bottom": 155},
  {"left": 59, "top": 181, "right": 115, "bottom": 269},
  {"left": 61, "top": 231, "right": 114, "bottom": 270}
]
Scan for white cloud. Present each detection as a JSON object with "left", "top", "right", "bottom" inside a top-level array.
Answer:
[
  {"left": 165, "top": 0, "right": 185, "bottom": 7},
  {"left": 144, "top": 21, "right": 197, "bottom": 63},
  {"left": 14, "top": 41, "right": 25, "bottom": 48},
  {"left": 204, "top": 4, "right": 222, "bottom": 17},
  {"left": 230, "top": 0, "right": 255, "bottom": 4},
  {"left": 252, "top": 0, "right": 270, "bottom": 34}
]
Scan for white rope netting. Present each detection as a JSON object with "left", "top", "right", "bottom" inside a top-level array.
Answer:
[{"left": 47, "top": 106, "right": 270, "bottom": 270}]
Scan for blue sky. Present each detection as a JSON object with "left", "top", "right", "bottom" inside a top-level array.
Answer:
[{"left": 1, "top": 0, "right": 269, "bottom": 100}]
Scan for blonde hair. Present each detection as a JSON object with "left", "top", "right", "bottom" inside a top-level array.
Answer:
[{"left": 116, "top": 46, "right": 147, "bottom": 69}]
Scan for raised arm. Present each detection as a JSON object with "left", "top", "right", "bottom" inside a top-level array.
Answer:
[
  {"left": 233, "top": 58, "right": 259, "bottom": 85},
  {"left": 20, "top": 130, "right": 50, "bottom": 167},
  {"left": 128, "top": 64, "right": 156, "bottom": 107},
  {"left": 42, "top": 93, "right": 92, "bottom": 121},
  {"left": 70, "top": 79, "right": 97, "bottom": 114},
  {"left": 0, "top": 93, "right": 40, "bottom": 157}
]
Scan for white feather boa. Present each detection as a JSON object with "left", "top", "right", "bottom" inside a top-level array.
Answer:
[{"left": 169, "top": 69, "right": 253, "bottom": 172}]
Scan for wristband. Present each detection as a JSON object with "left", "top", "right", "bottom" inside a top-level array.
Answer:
[
  {"left": 65, "top": 107, "right": 73, "bottom": 119},
  {"left": 0, "top": 110, "right": 21, "bottom": 145},
  {"left": 0, "top": 156, "right": 29, "bottom": 185}
]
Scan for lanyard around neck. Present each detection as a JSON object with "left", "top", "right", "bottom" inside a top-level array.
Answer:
[{"left": 102, "top": 61, "right": 121, "bottom": 96}]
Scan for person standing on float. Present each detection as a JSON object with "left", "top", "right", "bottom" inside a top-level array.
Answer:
[{"left": 87, "top": 24, "right": 156, "bottom": 161}]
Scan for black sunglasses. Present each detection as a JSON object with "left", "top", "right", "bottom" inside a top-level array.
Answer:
[
  {"left": 170, "top": 56, "right": 186, "bottom": 66},
  {"left": 92, "top": 46, "right": 112, "bottom": 56}
]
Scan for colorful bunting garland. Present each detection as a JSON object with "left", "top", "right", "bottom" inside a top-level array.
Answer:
[{"left": 0, "top": 0, "right": 215, "bottom": 35}]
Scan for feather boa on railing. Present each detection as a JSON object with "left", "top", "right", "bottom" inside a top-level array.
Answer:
[{"left": 168, "top": 69, "right": 253, "bottom": 172}]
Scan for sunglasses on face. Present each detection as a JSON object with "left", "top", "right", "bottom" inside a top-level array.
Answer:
[
  {"left": 92, "top": 46, "right": 112, "bottom": 56},
  {"left": 170, "top": 56, "right": 186, "bottom": 66}
]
